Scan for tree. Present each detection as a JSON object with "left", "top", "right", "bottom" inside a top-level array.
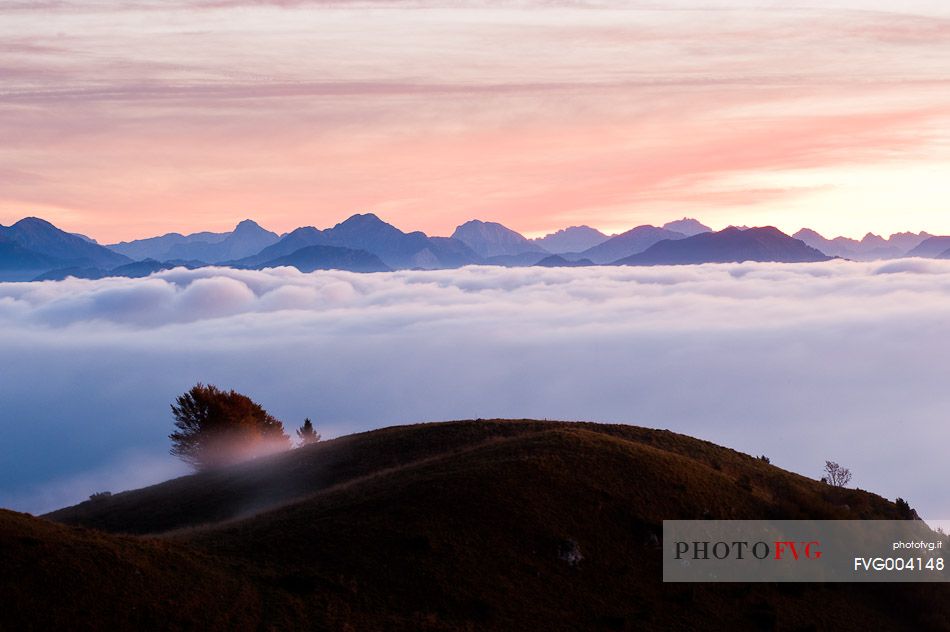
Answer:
[
  {"left": 822, "top": 460, "right": 852, "bottom": 487},
  {"left": 296, "top": 418, "right": 321, "bottom": 446},
  {"left": 169, "top": 383, "right": 290, "bottom": 470}
]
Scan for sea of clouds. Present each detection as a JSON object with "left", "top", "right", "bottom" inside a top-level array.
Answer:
[{"left": 2, "top": 260, "right": 949, "bottom": 519}]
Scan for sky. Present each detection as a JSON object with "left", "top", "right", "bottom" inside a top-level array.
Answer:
[
  {"left": 2, "top": 1, "right": 950, "bottom": 242},
  {"left": 2, "top": 260, "right": 950, "bottom": 522}
]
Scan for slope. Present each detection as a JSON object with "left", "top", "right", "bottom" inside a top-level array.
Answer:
[{"left": 28, "top": 420, "right": 950, "bottom": 631}]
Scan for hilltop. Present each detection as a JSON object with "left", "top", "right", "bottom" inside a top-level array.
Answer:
[{"left": 1, "top": 420, "right": 942, "bottom": 631}]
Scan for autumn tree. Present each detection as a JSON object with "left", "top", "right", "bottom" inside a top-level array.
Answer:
[
  {"left": 169, "top": 383, "right": 290, "bottom": 470},
  {"left": 296, "top": 418, "right": 321, "bottom": 446}
]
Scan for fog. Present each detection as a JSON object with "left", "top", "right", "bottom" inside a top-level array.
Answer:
[{"left": 1, "top": 261, "right": 948, "bottom": 518}]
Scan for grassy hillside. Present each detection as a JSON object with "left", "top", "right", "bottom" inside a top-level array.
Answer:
[{"left": 5, "top": 420, "right": 948, "bottom": 630}]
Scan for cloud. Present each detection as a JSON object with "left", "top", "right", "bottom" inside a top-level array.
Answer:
[{"left": 2, "top": 261, "right": 950, "bottom": 522}]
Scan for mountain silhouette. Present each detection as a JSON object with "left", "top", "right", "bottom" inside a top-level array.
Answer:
[
  {"left": 907, "top": 235, "right": 950, "bottom": 258},
  {"left": 451, "top": 220, "right": 546, "bottom": 258},
  {"left": 33, "top": 259, "right": 209, "bottom": 281},
  {"left": 0, "top": 217, "right": 130, "bottom": 279},
  {"left": 483, "top": 251, "right": 549, "bottom": 267},
  {"left": 234, "top": 213, "right": 480, "bottom": 270},
  {"left": 793, "top": 229, "right": 931, "bottom": 260},
  {"left": 12, "top": 213, "right": 950, "bottom": 281},
  {"left": 576, "top": 225, "right": 687, "bottom": 264},
  {"left": 533, "top": 254, "right": 595, "bottom": 267},
  {"left": 234, "top": 226, "right": 324, "bottom": 266},
  {"left": 531, "top": 225, "right": 608, "bottom": 253},
  {"left": 108, "top": 229, "right": 230, "bottom": 260},
  {"left": 255, "top": 245, "right": 390, "bottom": 273},
  {"left": 0, "top": 238, "right": 65, "bottom": 280},
  {"left": 160, "top": 220, "right": 279, "bottom": 263},
  {"left": 661, "top": 217, "right": 711, "bottom": 236},
  {"left": 615, "top": 226, "right": 831, "bottom": 265}
]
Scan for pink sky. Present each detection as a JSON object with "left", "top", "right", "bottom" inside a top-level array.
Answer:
[{"left": 2, "top": 1, "right": 950, "bottom": 242}]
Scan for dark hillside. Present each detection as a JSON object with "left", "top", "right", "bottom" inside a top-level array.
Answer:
[
  {"left": 0, "top": 510, "right": 260, "bottom": 632},
  {"left": 15, "top": 420, "right": 950, "bottom": 630}
]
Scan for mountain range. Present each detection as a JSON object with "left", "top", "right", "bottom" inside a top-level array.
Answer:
[
  {"left": 793, "top": 228, "right": 933, "bottom": 260},
  {"left": 0, "top": 217, "right": 130, "bottom": 280},
  {"left": 530, "top": 225, "right": 608, "bottom": 253},
  {"left": 2, "top": 213, "right": 949, "bottom": 281},
  {"left": 617, "top": 226, "right": 831, "bottom": 266}
]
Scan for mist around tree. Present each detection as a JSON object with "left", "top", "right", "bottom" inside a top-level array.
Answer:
[{"left": 169, "top": 383, "right": 290, "bottom": 470}]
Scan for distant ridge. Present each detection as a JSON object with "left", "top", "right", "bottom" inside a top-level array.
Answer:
[
  {"left": 0, "top": 217, "right": 130, "bottom": 280},
  {"left": 531, "top": 225, "right": 608, "bottom": 253},
  {"left": 793, "top": 228, "right": 932, "bottom": 260},
  {"left": 662, "top": 217, "right": 711, "bottom": 236},
  {"left": 615, "top": 226, "right": 831, "bottom": 265},
  {"left": 162, "top": 219, "right": 279, "bottom": 263},
  {"left": 907, "top": 236, "right": 950, "bottom": 258},
  {"left": 451, "top": 219, "right": 546, "bottom": 258},
  {"left": 108, "top": 229, "right": 230, "bottom": 261},
  {"left": 6, "top": 212, "right": 950, "bottom": 281},
  {"left": 533, "top": 254, "right": 594, "bottom": 267},
  {"left": 234, "top": 214, "right": 481, "bottom": 270},
  {"left": 576, "top": 225, "right": 687, "bottom": 264},
  {"left": 254, "top": 244, "right": 390, "bottom": 273},
  {"left": 107, "top": 219, "right": 279, "bottom": 263}
]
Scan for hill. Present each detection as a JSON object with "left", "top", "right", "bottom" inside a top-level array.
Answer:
[
  {"left": 21, "top": 419, "right": 946, "bottom": 631},
  {"left": 615, "top": 226, "right": 831, "bottom": 266},
  {"left": 0, "top": 509, "right": 259, "bottom": 631}
]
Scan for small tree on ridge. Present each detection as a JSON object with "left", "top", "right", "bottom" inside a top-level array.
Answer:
[
  {"left": 296, "top": 418, "right": 321, "bottom": 446},
  {"left": 822, "top": 460, "right": 852, "bottom": 488},
  {"left": 170, "top": 383, "right": 290, "bottom": 470}
]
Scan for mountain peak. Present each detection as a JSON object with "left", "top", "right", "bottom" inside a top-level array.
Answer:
[
  {"left": 661, "top": 217, "right": 711, "bottom": 236},
  {"left": 12, "top": 216, "right": 58, "bottom": 231},
  {"left": 456, "top": 219, "right": 501, "bottom": 230},
  {"left": 234, "top": 219, "right": 264, "bottom": 231},
  {"left": 451, "top": 219, "right": 543, "bottom": 258},
  {"left": 749, "top": 225, "right": 785, "bottom": 236},
  {"left": 338, "top": 212, "right": 386, "bottom": 228},
  {"left": 1, "top": 216, "right": 130, "bottom": 273},
  {"left": 531, "top": 225, "right": 608, "bottom": 254}
]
